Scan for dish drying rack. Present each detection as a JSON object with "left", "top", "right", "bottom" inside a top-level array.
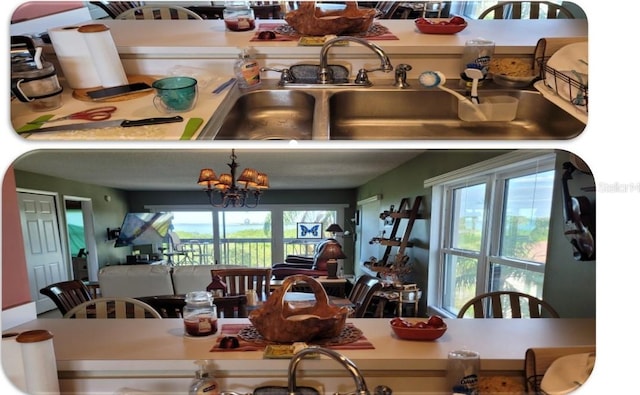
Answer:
[{"left": 536, "top": 56, "right": 588, "bottom": 113}]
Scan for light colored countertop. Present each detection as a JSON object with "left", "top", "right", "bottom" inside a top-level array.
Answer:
[
  {"left": 11, "top": 18, "right": 587, "bottom": 140},
  {"left": 5, "top": 317, "right": 595, "bottom": 394}
]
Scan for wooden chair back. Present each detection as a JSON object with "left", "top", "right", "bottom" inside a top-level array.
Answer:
[
  {"left": 210, "top": 267, "right": 272, "bottom": 301},
  {"left": 478, "top": 1, "right": 575, "bottom": 19},
  {"left": 348, "top": 274, "right": 383, "bottom": 318},
  {"left": 136, "top": 294, "right": 248, "bottom": 318},
  {"left": 39, "top": 280, "right": 93, "bottom": 316},
  {"left": 457, "top": 291, "right": 560, "bottom": 318},
  {"left": 116, "top": 5, "right": 203, "bottom": 20},
  {"left": 90, "top": 1, "right": 144, "bottom": 19},
  {"left": 63, "top": 297, "right": 162, "bottom": 319}
]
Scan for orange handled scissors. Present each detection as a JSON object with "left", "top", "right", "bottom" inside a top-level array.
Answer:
[{"left": 29, "top": 106, "right": 117, "bottom": 124}]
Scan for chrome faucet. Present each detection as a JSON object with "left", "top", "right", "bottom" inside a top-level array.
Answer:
[
  {"left": 288, "top": 346, "right": 370, "bottom": 395},
  {"left": 318, "top": 37, "right": 393, "bottom": 85}
]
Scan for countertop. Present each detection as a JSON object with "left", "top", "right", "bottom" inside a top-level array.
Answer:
[
  {"left": 4, "top": 317, "right": 595, "bottom": 393},
  {"left": 11, "top": 18, "right": 587, "bottom": 140}
]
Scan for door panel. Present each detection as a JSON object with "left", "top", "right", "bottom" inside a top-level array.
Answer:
[{"left": 18, "top": 192, "right": 68, "bottom": 314}]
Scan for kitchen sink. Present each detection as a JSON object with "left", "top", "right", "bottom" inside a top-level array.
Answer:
[
  {"left": 327, "top": 88, "right": 586, "bottom": 140},
  {"left": 198, "top": 79, "right": 586, "bottom": 140},
  {"left": 210, "top": 89, "right": 315, "bottom": 140}
]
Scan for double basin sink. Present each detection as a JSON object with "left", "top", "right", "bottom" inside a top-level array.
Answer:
[{"left": 198, "top": 79, "right": 586, "bottom": 140}]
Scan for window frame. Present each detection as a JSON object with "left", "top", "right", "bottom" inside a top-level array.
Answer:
[{"left": 425, "top": 151, "right": 556, "bottom": 317}]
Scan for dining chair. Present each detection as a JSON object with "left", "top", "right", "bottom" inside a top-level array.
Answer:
[
  {"left": 136, "top": 294, "right": 248, "bottom": 318},
  {"left": 39, "top": 280, "right": 93, "bottom": 316},
  {"left": 457, "top": 291, "right": 560, "bottom": 318},
  {"left": 90, "top": 1, "right": 144, "bottom": 19},
  {"left": 478, "top": 1, "right": 575, "bottom": 19},
  {"left": 116, "top": 5, "right": 204, "bottom": 20},
  {"left": 210, "top": 267, "right": 272, "bottom": 302},
  {"left": 347, "top": 274, "right": 383, "bottom": 318},
  {"left": 63, "top": 297, "right": 162, "bottom": 318}
]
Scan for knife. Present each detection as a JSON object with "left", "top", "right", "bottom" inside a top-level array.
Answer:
[{"left": 17, "top": 116, "right": 184, "bottom": 135}]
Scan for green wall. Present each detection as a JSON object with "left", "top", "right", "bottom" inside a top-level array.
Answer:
[{"left": 355, "top": 149, "right": 596, "bottom": 318}]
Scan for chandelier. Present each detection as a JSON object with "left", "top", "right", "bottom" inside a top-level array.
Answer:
[{"left": 197, "top": 149, "right": 269, "bottom": 208}]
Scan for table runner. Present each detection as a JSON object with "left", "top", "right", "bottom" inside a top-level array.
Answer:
[
  {"left": 210, "top": 323, "right": 374, "bottom": 352},
  {"left": 250, "top": 23, "right": 399, "bottom": 42}
]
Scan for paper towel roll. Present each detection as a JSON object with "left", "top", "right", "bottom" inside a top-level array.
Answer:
[
  {"left": 16, "top": 330, "right": 60, "bottom": 395},
  {"left": 48, "top": 26, "right": 102, "bottom": 89},
  {"left": 2, "top": 332, "right": 27, "bottom": 393},
  {"left": 78, "top": 24, "right": 129, "bottom": 88}
]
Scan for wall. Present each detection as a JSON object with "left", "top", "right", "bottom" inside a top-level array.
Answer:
[
  {"left": 12, "top": 169, "right": 131, "bottom": 269},
  {"left": 2, "top": 166, "right": 31, "bottom": 310},
  {"left": 356, "top": 150, "right": 596, "bottom": 318}
]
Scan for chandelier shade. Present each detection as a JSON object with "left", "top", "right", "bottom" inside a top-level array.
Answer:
[{"left": 197, "top": 150, "right": 268, "bottom": 208}]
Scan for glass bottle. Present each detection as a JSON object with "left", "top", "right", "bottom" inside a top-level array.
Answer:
[
  {"left": 183, "top": 291, "right": 218, "bottom": 337},
  {"left": 223, "top": 1, "right": 256, "bottom": 32}
]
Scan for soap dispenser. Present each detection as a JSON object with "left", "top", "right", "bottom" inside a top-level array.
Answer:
[
  {"left": 234, "top": 48, "right": 261, "bottom": 89},
  {"left": 189, "top": 360, "right": 220, "bottom": 395}
]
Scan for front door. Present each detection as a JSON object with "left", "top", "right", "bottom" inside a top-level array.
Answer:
[{"left": 18, "top": 192, "right": 68, "bottom": 313}]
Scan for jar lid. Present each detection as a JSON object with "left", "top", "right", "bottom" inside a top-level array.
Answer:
[{"left": 186, "top": 291, "right": 213, "bottom": 304}]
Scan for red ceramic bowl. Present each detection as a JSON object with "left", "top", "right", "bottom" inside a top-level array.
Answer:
[
  {"left": 415, "top": 18, "right": 467, "bottom": 34},
  {"left": 390, "top": 321, "right": 447, "bottom": 341}
]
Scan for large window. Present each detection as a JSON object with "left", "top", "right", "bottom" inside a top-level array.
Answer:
[
  {"left": 148, "top": 205, "right": 344, "bottom": 267},
  {"left": 429, "top": 152, "right": 555, "bottom": 317}
]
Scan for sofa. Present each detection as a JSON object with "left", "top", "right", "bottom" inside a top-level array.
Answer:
[
  {"left": 97, "top": 264, "right": 246, "bottom": 298},
  {"left": 271, "top": 239, "right": 334, "bottom": 280}
]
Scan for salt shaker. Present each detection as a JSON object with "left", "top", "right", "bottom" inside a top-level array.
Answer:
[{"left": 447, "top": 349, "right": 480, "bottom": 395}]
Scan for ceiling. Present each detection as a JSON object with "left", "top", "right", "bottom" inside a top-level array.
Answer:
[{"left": 12, "top": 148, "right": 427, "bottom": 191}]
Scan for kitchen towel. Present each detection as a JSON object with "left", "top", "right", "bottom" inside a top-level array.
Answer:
[{"left": 48, "top": 26, "right": 102, "bottom": 89}]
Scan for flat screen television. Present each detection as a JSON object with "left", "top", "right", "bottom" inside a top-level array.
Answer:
[{"left": 114, "top": 212, "right": 173, "bottom": 247}]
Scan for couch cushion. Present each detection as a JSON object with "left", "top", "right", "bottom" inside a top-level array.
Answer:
[
  {"left": 98, "top": 264, "right": 174, "bottom": 298},
  {"left": 172, "top": 265, "right": 247, "bottom": 295}
]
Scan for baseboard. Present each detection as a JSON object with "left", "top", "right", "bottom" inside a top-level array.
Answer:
[{"left": 1, "top": 302, "right": 37, "bottom": 331}]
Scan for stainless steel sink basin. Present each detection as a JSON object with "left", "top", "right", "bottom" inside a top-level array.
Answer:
[
  {"left": 198, "top": 79, "right": 586, "bottom": 140},
  {"left": 210, "top": 89, "right": 315, "bottom": 140},
  {"left": 327, "top": 88, "right": 586, "bottom": 140}
]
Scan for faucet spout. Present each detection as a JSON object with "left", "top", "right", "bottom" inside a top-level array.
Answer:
[
  {"left": 288, "top": 346, "right": 370, "bottom": 395},
  {"left": 318, "top": 36, "right": 393, "bottom": 84}
]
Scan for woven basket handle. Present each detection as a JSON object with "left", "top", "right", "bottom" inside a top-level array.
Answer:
[{"left": 276, "top": 274, "right": 332, "bottom": 311}]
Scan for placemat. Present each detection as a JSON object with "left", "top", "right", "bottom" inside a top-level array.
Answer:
[
  {"left": 210, "top": 323, "right": 374, "bottom": 352},
  {"left": 250, "top": 23, "right": 398, "bottom": 41}
]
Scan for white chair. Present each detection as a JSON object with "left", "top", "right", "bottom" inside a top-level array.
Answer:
[
  {"left": 116, "top": 5, "right": 203, "bottom": 20},
  {"left": 63, "top": 297, "right": 162, "bottom": 319}
]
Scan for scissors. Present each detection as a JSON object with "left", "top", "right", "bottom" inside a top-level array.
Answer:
[{"left": 29, "top": 106, "right": 117, "bottom": 124}]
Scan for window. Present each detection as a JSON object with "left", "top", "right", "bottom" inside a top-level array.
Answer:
[
  {"left": 219, "top": 210, "right": 271, "bottom": 267},
  {"left": 283, "top": 210, "right": 337, "bottom": 256},
  {"left": 427, "top": 152, "right": 555, "bottom": 317},
  {"left": 147, "top": 205, "right": 345, "bottom": 267}
]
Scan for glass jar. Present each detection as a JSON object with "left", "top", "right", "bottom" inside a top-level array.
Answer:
[
  {"left": 223, "top": 1, "right": 256, "bottom": 32},
  {"left": 183, "top": 291, "right": 218, "bottom": 337}
]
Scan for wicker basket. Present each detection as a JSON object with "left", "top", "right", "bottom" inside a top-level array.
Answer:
[
  {"left": 248, "top": 275, "right": 349, "bottom": 343},
  {"left": 284, "top": 2, "right": 376, "bottom": 36}
]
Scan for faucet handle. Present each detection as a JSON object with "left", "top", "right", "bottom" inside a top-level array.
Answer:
[
  {"left": 260, "top": 67, "right": 295, "bottom": 85},
  {"left": 354, "top": 68, "right": 370, "bottom": 85},
  {"left": 374, "top": 385, "right": 393, "bottom": 395}
]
